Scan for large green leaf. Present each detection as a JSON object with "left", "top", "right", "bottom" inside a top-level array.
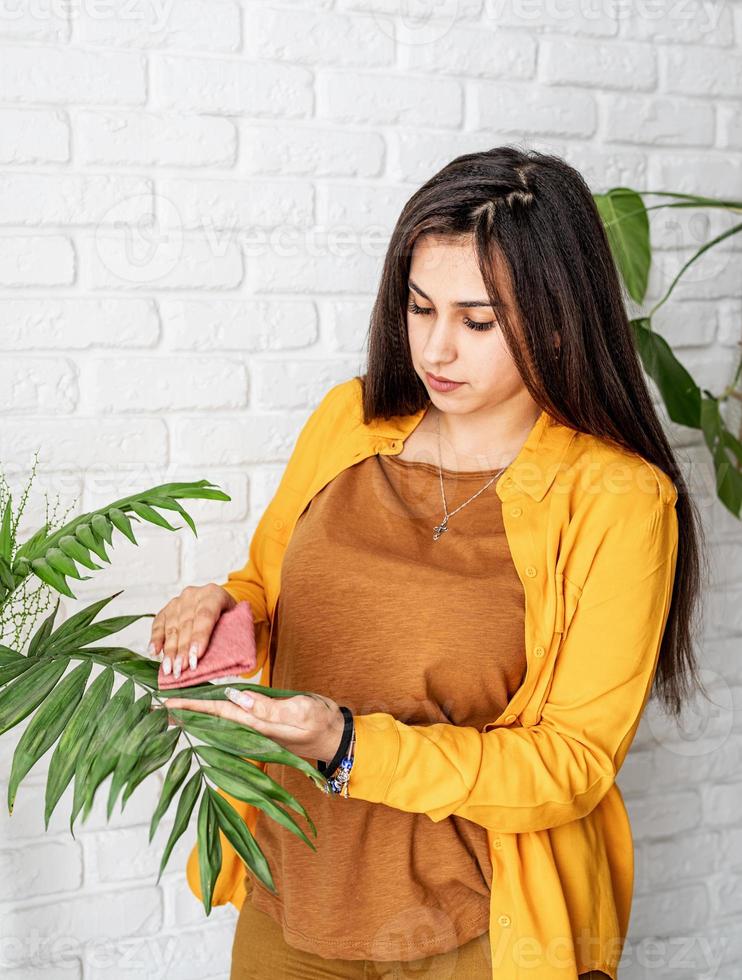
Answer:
[
  {"left": 0, "top": 656, "right": 69, "bottom": 737},
  {"left": 209, "top": 788, "right": 277, "bottom": 898},
  {"left": 170, "top": 708, "right": 325, "bottom": 788},
  {"left": 700, "top": 395, "right": 742, "bottom": 517},
  {"left": 631, "top": 318, "right": 702, "bottom": 428},
  {"left": 594, "top": 187, "right": 651, "bottom": 303},
  {"left": 45, "top": 667, "right": 115, "bottom": 828},
  {"left": 201, "top": 764, "right": 316, "bottom": 851},
  {"left": 82, "top": 691, "right": 153, "bottom": 820},
  {"left": 8, "top": 659, "right": 92, "bottom": 814},
  {"left": 195, "top": 743, "right": 317, "bottom": 833},
  {"left": 70, "top": 678, "right": 136, "bottom": 831}
]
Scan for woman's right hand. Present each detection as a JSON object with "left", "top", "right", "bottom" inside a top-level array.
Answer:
[{"left": 148, "top": 584, "right": 237, "bottom": 681}]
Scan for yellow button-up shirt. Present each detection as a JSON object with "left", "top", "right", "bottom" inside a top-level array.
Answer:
[{"left": 186, "top": 376, "right": 679, "bottom": 980}]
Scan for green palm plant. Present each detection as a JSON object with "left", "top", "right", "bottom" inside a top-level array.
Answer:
[
  {"left": 594, "top": 187, "right": 742, "bottom": 517},
  {"left": 0, "top": 468, "right": 327, "bottom": 915}
]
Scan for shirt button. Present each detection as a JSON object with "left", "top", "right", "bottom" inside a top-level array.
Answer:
[
  {"left": 504, "top": 713, "right": 516, "bottom": 724},
  {"left": 510, "top": 507, "right": 522, "bottom": 517},
  {"left": 534, "top": 646, "right": 545, "bottom": 658},
  {"left": 498, "top": 914, "right": 511, "bottom": 927},
  {"left": 493, "top": 838, "right": 503, "bottom": 849},
  {"left": 525, "top": 566, "right": 537, "bottom": 577},
  {"left": 273, "top": 518, "right": 284, "bottom": 530}
]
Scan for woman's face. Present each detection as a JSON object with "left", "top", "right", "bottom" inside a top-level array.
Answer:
[{"left": 407, "top": 235, "right": 529, "bottom": 416}]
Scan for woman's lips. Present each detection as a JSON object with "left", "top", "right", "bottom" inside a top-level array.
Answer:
[{"left": 426, "top": 371, "right": 465, "bottom": 392}]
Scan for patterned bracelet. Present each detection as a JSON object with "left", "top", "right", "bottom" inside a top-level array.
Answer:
[{"left": 318, "top": 706, "right": 355, "bottom": 797}]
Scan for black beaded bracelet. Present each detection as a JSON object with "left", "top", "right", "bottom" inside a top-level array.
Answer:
[{"left": 318, "top": 706, "right": 354, "bottom": 778}]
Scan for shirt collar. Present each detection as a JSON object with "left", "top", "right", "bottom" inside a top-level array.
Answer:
[{"left": 365, "top": 405, "right": 577, "bottom": 503}]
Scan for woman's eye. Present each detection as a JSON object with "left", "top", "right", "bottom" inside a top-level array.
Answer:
[
  {"left": 463, "top": 317, "right": 497, "bottom": 332},
  {"left": 408, "top": 301, "right": 496, "bottom": 332},
  {"left": 407, "top": 301, "right": 431, "bottom": 316}
]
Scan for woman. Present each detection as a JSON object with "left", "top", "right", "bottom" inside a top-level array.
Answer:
[{"left": 152, "top": 146, "right": 706, "bottom": 980}]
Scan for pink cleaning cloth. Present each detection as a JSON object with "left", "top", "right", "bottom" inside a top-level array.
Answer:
[{"left": 157, "top": 600, "right": 258, "bottom": 690}]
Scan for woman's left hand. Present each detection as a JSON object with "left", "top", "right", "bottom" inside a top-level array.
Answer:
[{"left": 161, "top": 687, "right": 346, "bottom": 764}]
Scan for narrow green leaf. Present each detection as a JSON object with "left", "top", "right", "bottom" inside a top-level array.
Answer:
[
  {"left": 129, "top": 501, "right": 180, "bottom": 532},
  {"left": 83, "top": 691, "right": 153, "bottom": 820},
  {"left": 0, "top": 555, "right": 15, "bottom": 591},
  {"left": 91, "top": 513, "right": 113, "bottom": 545},
  {"left": 202, "top": 765, "right": 316, "bottom": 850},
  {"left": 172, "top": 708, "right": 325, "bottom": 789},
  {"left": 120, "top": 727, "right": 181, "bottom": 809},
  {"left": 0, "top": 659, "right": 36, "bottom": 687},
  {"left": 149, "top": 498, "right": 197, "bottom": 537},
  {"left": 44, "top": 547, "right": 88, "bottom": 581},
  {"left": 194, "top": 743, "right": 316, "bottom": 832},
  {"left": 45, "top": 667, "right": 115, "bottom": 829},
  {"left": 208, "top": 789, "right": 277, "bottom": 897},
  {"left": 70, "top": 678, "right": 136, "bottom": 831},
  {"left": 108, "top": 508, "right": 139, "bottom": 545},
  {"left": 0, "top": 646, "right": 24, "bottom": 666},
  {"left": 47, "top": 614, "right": 152, "bottom": 656},
  {"left": 197, "top": 790, "right": 222, "bottom": 916},
  {"left": 149, "top": 747, "right": 192, "bottom": 842},
  {"left": 701, "top": 396, "right": 742, "bottom": 518},
  {"left": 107, "top": 705, "right": 167, "bottom": 819},
  {"left": 14, "top": 522, "right": 50, "bottom": 563},
  {"left": 57, "top": 535, "right": 103, "bottom": 571},
  {"left": 27, "top": 599, "right": 61, "bottom": 658},
  {"left": 0, "top": 656, "right": 69, "bottom": 738},
  {"left": 50, "top": 592, "right": 124, "bottom": 647},
  {"left": 0, "top": 496, "right": 13, "bottom": 561},
  {"left": 74, "top": 524, "right": 110, "bottom": 563},
  {"left": 8, "top": 659, "right": 92, "bottom": 814},
  {"left": 30, "top": 558, "right": 75, "bottom": 599},
  {"left": 156, "top": 771, "right": 202, "bottom": 885}
]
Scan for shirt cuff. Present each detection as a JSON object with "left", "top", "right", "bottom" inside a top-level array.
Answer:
[{"left": 347, "top": 712, "right": 401, "bottom": 803}]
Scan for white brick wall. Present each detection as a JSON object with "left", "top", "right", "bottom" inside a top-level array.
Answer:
[{"left": 0, "top": 1, "right": 740, "bottom": 977}]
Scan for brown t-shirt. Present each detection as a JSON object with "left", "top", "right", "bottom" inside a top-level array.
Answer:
[{"left": 246, "top": 450, "right": 527, "bottom": 961}]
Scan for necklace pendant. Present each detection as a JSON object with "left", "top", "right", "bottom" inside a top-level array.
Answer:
[{"left": 432, "top": 518, "right": 448, "bottom": 541}]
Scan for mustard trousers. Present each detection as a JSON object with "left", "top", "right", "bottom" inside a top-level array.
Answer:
[{"left": 230, "top": 895, "right": 493, "bottom": 980}]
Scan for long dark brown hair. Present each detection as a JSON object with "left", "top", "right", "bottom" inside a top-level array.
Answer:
[{"left": 360, "top": 144, "right": 708, "bottom": 720}]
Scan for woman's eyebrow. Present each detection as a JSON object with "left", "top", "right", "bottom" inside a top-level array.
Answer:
[{"left": 408, "top": 278, "right": 497, "bottom": 309}]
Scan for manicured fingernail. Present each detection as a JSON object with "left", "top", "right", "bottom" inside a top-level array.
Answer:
[
  {"left": 189, "top": 644, "right": 198, "bottom": 670},
  {"left": 163, "top": 657, "right": 171, "bottom": 675},
  {"left": 226, "top": 687, "right": 253, "bottom": 708},
  {"left": 174, "top": 657, "right": 181, "bottom": 679},
  {"left": 147, "top": 642, "right": 156, "bottom": 658}
]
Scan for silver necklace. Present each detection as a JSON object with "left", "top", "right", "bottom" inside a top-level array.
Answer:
[{"left": 432, "top": 411, "right": 508, "bottom": 541}]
